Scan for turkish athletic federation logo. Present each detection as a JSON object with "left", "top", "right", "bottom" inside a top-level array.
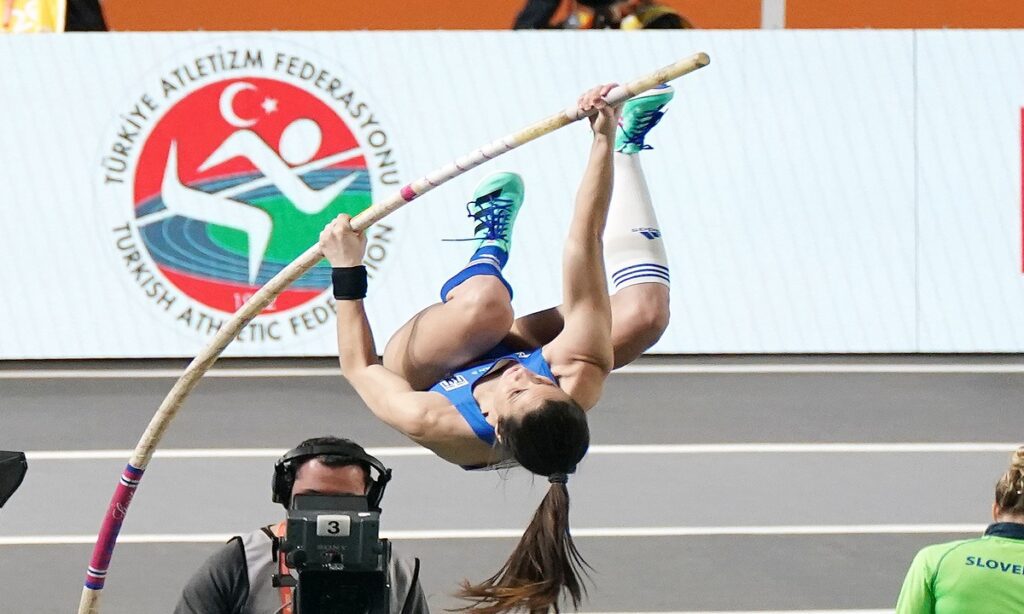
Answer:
[{"left": 100, "top": 45, "right": 401, "bottom": 344}]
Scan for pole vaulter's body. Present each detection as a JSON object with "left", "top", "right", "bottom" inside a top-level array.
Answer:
[
  {"left": 79, "top": 53, "right": 709, "bottom": 614},
  {"left": 321, "top": 80, "right": 683, "bottom": 611}
]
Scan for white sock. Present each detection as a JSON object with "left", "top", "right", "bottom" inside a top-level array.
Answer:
[{"left": 604, "top": 152, "right": 670, "bottom": 291}]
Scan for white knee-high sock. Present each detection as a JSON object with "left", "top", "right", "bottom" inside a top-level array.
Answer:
[{"left": 604, "top": 152, "right": 670, "bottom": 292}]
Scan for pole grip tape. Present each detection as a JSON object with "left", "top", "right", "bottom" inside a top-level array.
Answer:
[{"left": 84, "top": 464, "right": 144, "bottom": 590}]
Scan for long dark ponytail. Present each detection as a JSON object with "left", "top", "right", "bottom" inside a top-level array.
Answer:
[{"left": 456, "top": 398, "right": 591, "bottom": 613}]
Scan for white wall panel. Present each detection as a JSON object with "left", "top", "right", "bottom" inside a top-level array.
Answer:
[
  {"left": 916, "top": 31, "right": 1024, "bottom": 351},
  {"left": 0, "top": 30, "right": 988, "bottom": 358}
]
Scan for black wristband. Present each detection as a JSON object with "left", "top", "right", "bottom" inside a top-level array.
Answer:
[{"left": 332, "top": 266, "right": 368, "bottom": 300}]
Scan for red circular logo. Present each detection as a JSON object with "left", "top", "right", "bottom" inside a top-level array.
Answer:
[{"left": 132, "top": 77, "right": 372, "bottom": 314}]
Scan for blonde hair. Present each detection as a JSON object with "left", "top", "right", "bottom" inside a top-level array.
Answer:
[{"left": 995, "top": 446, "right": 1024, "bottom": 515}]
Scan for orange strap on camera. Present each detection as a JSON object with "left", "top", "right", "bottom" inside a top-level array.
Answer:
[{"left": 273, "top": 521, "right": 293, "bottom": 614}]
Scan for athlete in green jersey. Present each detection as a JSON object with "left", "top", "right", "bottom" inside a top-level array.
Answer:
[{"left": 896, "top": 447, "right": 1024, "bottom": 613}]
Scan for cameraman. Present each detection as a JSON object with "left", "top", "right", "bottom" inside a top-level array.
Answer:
[{"left": 175, "top": 436, "right": 429, "bottom": 613}]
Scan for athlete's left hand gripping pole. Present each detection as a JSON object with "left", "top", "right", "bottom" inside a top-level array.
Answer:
[{"left": 77, "top": 52, "right": 710, "bottom": 613}]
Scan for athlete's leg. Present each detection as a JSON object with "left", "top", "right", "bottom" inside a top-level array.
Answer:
[
  {"left": 383, "top": 172, "right": 525, "bottom": 390},
  {"left": 602, "top": 138, "right": 672, "bottom": 363},
  {"left": 383, "top": 277, "right": 514, "bottom": 390},
  {"left": 507, "top": 86, "right": 674, "bottom": 369},
  {"left": 506, "top": 287, "right": 668, "bottom": 369}
]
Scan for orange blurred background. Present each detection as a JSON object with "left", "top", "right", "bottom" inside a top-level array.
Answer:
[
  {"left": 103, "top": 0, "right": 1024, "bottom": 30},
  {"left": 787, "top": 0, "right": 1024, "bottom": 28}
]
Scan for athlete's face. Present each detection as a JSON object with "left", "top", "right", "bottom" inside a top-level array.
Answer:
[
  {"left": 498, "top": 363, "right": 568, "bottom": 418},
  {"left": 291, "top": 458, "right": 367, "bottom": 504}
]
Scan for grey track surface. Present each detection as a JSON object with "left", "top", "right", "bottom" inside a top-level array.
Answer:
[
  {"left": 6, "top": 370, "right": 1024, "bottom": 448},
  {"left": 1, "top": 357, "right": 1021, "bottom": 612}
]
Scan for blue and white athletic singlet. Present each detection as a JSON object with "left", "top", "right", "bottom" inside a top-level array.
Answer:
[{"left": 428, "top": 346, "right": 556, "bottom": 447}]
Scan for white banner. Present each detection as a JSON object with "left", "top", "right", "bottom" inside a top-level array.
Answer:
[
  {"left": 916, "top": 31, "right": 1024, "bottom": 351},
  {"left": 0, "top": 31, "right": 1018, "bottom": 358}
]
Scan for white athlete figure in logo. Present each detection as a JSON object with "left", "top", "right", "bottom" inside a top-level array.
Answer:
[{"left": 151, "top": 81, "right": 360, "bottom": 284}]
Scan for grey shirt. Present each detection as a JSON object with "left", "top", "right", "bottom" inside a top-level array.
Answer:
[{"left": 175, "top": 526, "right": 429, "bottom": 614}]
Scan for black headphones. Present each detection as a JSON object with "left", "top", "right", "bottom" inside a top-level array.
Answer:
[{"left": 272, "top": 440, "right": 392, "bottom": 511}]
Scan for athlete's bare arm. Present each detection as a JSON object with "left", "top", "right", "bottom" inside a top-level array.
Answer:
[
  {"left": 320, "top": 216, "right": 464, "bottom": 446},
  {"left": 543, "top": 84, "right": 619, "bottom": 409}
]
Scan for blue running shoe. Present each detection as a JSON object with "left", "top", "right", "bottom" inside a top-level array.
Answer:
[{"left": 615, "top": 84, "right": 675, "bottom": 154}]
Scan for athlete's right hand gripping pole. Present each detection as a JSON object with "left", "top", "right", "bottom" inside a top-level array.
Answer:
[{"left": 77, "top": 51, "right": 709, "bottom": 614}]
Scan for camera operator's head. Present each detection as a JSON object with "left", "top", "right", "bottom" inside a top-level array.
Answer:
[{"left": 272, "top": 436, "right": 391, "bottom": 511}]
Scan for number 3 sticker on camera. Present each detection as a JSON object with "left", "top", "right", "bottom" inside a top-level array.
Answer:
[{"left": 316, "top": 515, "right": 351, "bottom": 537}]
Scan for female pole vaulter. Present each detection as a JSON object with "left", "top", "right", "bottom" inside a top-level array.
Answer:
[{"left": 320, "top": 81, "right": 675, "bottom": 613}]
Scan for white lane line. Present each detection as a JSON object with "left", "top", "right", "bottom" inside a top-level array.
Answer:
[
  {"left": 0, "top": 368, "right": 339, "bottom": 379},
  {"left": 24, "top": 447, "right": 430, "bottom": 460},
  {"left": 588, "top": 443, "right": 1020, "bottom": 454},
  {"left": 5, "top": 363, "right": 1024, "bottom": 379},
  {"left": 23, "top": 443, "right": 1020, "bottom": 461},
  {"left": 621, "top": 364, "right": 1024, "bottom": 374},
  {"left": 389, "top": 524, "right": 988, "bottom": 539},
  {"left": 589, "top": 611, "right": 890, "bottom": 614},
  {"left": 0, "top": 524, "right": 986, "bottom": 545},
  {"left": 1, "top": 535, "right": 234, "bottom": 545}
]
